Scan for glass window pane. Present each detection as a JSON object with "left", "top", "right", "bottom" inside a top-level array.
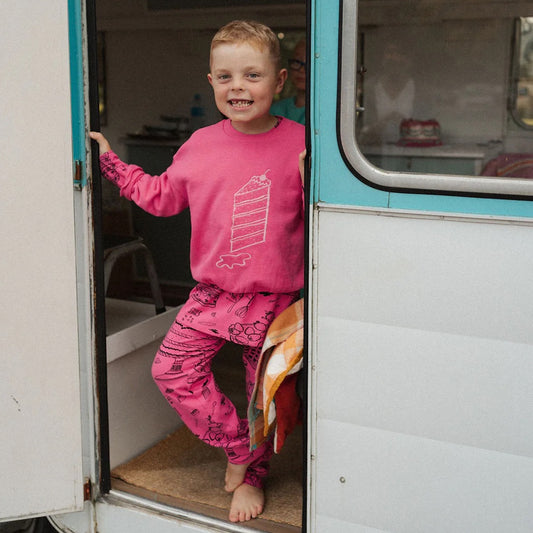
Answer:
[
  {"left": 355, "top": 7, "right": 506, "bottom": 177},
  {"left": 338, "top": 1, "right": 533, "bottom": 195}
]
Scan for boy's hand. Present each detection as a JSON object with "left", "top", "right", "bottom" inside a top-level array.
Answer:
[
  {"left": 89, "top": 131, "right": 111, "bottom": 155},
  {"left": 299, "top": 149, "right": 306, "bottom": 185}
]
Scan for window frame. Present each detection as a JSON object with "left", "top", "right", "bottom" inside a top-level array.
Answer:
[{"left": 338, "top": 0, "right": 533, "bottom": 199}]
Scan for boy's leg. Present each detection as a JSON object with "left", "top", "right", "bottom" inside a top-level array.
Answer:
[
  {"left": 224, "top": 344, "right": 273, "bottom": 492},
  {"left": 226, "top": 344, "right": 273, "bottom": 522},
  {"left": 226, "top": 290, "right": 299, "bottom": 495},
  {"left": 153, "top": 288, "right": 298, "bottom": 522},
  {"left": 152, "top": 320, "right": 251, "bottom": 456},
  {"left": 242, "top": 345, "right": 273, "bottom": 488}
]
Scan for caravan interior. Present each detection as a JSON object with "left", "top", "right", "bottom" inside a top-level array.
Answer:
[{"left": 95, "top": 1, "right": 306, "bottom": 532}]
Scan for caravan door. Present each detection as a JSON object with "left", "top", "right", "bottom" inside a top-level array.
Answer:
[{"left": 0, "top": 0, "right": 85, "bottom": 522}]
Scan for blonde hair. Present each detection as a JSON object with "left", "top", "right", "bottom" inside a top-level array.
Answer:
[{"left": 210, "top": 20, "right": 281, "bottom": 70}]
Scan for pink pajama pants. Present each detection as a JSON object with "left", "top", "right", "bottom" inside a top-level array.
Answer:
[{"left": 151, "top": 283, "right": 298, "bottom": 488}]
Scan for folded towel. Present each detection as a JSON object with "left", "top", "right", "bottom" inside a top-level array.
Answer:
[
  {"left": 271, "top": 373, "right": 302, "bottom": 453},
  {"left": 248, "top": 298, "right": 304, "bottom": 453}
]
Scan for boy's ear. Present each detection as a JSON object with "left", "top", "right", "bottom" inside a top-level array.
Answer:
[
  {"left": 275, "top": 68, "right": 288, "bottom": 94},
  {"left": 207, "top": 73, "right": 213, "bottom": 86}
]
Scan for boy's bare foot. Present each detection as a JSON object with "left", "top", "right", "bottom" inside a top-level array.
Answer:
[
  {"left": 229, "top": 483, "right": 264, "bottom": 523},
  {"left": 225, "top": 462, "right": 248, "bottom": 492}
]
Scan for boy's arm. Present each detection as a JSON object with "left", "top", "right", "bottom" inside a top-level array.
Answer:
[{"left": 89, "top": 131, "right": 187, "bottom": 217}]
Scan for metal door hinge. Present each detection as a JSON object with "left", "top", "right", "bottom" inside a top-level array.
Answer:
[
  {"left": 74, "top": 160, "right": 83, "bottom": 190},
  {"left": 83, "top": 478, "right": 92, "bottom": 501}
]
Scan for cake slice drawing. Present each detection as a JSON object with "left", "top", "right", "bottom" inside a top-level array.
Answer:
[{"left": 217, "top": 170, "right": 271, "bottom": 269}]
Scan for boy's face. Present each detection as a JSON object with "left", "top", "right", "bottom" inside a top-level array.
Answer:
[{"left": 208, "top": 42, "right": 287, "bottom": 134}]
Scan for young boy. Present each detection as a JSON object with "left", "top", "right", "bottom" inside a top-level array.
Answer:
[{"left": 90, "top": 20, "right": 305, "bottom": 523}]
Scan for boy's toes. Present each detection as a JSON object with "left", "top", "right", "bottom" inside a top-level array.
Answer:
[{"left": 229, "top": 483, "right": 264, "bottom": 523}]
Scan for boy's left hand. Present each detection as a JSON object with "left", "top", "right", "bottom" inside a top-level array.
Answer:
[
  {"left": 299, "top": 150, "right": 306, "bottom": 185},
  {"left": 89, "top": 131, "right": 111, "bottom": 155}
]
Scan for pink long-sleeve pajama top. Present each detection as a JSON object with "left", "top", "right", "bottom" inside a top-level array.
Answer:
[{"left": 100, "top": 118, "right": 305, "bottom": 303}]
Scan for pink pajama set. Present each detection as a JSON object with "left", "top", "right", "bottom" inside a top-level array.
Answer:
[{"left": 99, "top": 118, "right": 305, "bottom": 488}]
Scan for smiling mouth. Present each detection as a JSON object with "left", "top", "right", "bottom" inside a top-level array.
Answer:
[{"left": 229, "top": 99, "right": 253, "bottom": 108}]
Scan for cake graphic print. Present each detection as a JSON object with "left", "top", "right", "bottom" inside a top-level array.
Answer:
[{"left": 216, "top": 169, "right": 271, "bottom": 269}]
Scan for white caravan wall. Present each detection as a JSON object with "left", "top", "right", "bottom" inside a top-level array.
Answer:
[
  {"left": 0, "top": 0, "right": 83, "bottom": 521},
  {"left": 311, "top": 207, "right": 533, "bottom": 532}
]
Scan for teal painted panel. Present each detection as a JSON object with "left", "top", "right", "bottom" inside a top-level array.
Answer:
[
  {"left": 68, "top": 0, "right": 86, "bottom": 187},
  {"left": 311, "top": 0, "right": 388, "bottom": 208},
  {"left": 389, "top": 191, "right": 533, "bottom": 217}
]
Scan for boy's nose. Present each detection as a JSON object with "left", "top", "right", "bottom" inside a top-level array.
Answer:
[{"left": 231, "top": 76, "right": 245, "bottom": 91}]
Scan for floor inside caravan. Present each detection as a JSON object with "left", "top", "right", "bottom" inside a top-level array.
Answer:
[{"left": 110, "top": 342, "right": 303, "bottom": 532}]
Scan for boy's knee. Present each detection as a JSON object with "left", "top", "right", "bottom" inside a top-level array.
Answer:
[
  {"left": 151, "top": 352, "right": 167, "bottom": 387},
  {"left": 151, "top": 351, "right": 187, "bottom": 391}
]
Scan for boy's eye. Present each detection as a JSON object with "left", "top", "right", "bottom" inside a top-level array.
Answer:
[
  {"left": 218, "top": 74, "right": 230, "bottom": 81},
  {"left": 247, "top": 73, "right": 260, "bottom": 79}
]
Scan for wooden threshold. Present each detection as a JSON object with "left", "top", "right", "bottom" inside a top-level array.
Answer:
[{"left": 111, "top": 476, "right": 301, "bottom": 533}]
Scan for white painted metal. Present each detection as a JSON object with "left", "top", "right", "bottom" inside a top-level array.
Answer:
[
  {"left": 106, "top": 299, "right": 183, "bottom": 468},
  {"left": 309, "top": 206, "right": 533, "bottom": 532},
  {"left": 106, "top": 299, "right": 180, "bottom": 363},
  {"left": 0, "top": 0, "right": 84, "bottom": 522},
  {"left": 95, "top": 493, "right": 266, "bottom": 533}
]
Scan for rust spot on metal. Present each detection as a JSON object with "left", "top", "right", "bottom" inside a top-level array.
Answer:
[{"left": 83, "top": 478, "right": 92, "bottom": 501}]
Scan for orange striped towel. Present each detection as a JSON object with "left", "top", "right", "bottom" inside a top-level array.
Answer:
[{"left": 248, "top": 298, "right": 304, "bottom": 452}]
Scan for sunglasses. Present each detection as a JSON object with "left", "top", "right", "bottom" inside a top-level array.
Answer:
[{"left": 288, "top": 59, "right": 306, "bottom": 71}]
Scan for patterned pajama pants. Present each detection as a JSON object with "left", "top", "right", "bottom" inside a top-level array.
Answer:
[{"left": 151, "top": 283, "right": 297, "bottom": 488}]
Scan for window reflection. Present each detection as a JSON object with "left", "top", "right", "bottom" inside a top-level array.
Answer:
[
  {"left": 359, "top": 42, "right": 414, "bottom": 145},
  {"left": 515, "top": 17, "right": 533, "bottom": 127},
  {"left": 355, "top": 7, "right": 506, "bottom": 177}
]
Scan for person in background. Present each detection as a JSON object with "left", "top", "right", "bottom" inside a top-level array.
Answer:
[
  {"left": 90, "top": 20, "right": 305, "bottom": 525},
  {"left": 270, "top": 38, "right": 306, "bottom": 124},
  {"left": 358, "top": 42, "right": 414, "bottom": 144}
]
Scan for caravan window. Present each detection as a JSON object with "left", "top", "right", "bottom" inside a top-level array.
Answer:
[{"left": 339, "top": 0, "right": 533, "bottom": 197}]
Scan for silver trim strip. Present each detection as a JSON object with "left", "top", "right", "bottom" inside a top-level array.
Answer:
[
  {"left": 315, "top": 201, "right": 533, "bottom": 226},
  {"left": 104, "top": 490, "right": 262, "bottom": 533},
  {"left": 339, "top": 0, "right": 533, "bottom": 197}
]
